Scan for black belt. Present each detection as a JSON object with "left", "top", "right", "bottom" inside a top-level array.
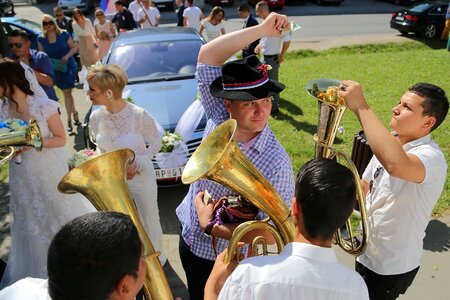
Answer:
[{"left": 264, "top": 54, "right": 278, "bottom": 58}]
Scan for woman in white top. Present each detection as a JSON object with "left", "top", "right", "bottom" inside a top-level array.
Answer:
[
  {"left": 0, "top": 59, "right": 96, "bottom": 288},
  {"left": 72, "top": 8, "right": 99, "bottom": 67},
  {"left": 94, "top": 8, "right": 116, "bottom": 60},
  {"left": 199, "top": 6, "right": 225, "bottom": 42},
  {"left": 87, "top": 64, "right": 166, "bottom": 265}
]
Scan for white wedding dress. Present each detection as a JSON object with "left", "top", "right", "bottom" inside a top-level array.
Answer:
[
  {"left": 89, "top": 102, "right": 166, "bottom": 265},
  {"left": 0, "top": 95, "right": 96, "bottom": 289}
]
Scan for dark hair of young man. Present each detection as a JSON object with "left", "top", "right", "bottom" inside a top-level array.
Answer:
[
  {"left": 47, "top": 211, "right": 142, "bottom": 300},
  {"left": 295, "top": 158, "right": 356, "bottom": 241},
  {"left": 115, "top": 0, "right": 124, "bottom": 6},
  {"left": 238, "top": 4, "right": 250, "bottom": 12},
  {"left": 7, "top": 29, "right": 29, "bottom": 41},
  {"left": 408, "top": 82, "right": 449, "bottom": 132}
]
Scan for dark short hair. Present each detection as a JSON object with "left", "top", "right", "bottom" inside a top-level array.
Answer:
[
  {"left": 295, "top": 158, "right": 356, "bottom": 241},
  {"left": 47, "top": 212, "right": 142, "bottom": 300},
  {"left": 408, "top": 83, "right": 449, "bottom": 132},
  {"left": 238, "top": 4, "right": 250, "bottom": 12},
  {"left": 7, "top": 29, "right": 30, "bottom": 41},
  {"left": 115, "top": 0, "right": 124, "bottom": 6}
]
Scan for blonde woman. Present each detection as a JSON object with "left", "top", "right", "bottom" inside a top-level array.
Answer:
[
  {"left": 38, "top": 14, "right": 79, "bottom": 134},
  {"left": 199, "top": 6, "right": 225, "bottom": 42},
  {"left": 87, "top": 64, "right": 166, "bottom": 265},
  {"left": 72, "top": 8, "right": 99, "bottom": 67},
  {"left": 94, "top": 8, "right": 116, "bottom": 60}
]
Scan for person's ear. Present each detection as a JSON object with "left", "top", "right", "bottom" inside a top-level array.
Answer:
[
  {"left": 291, "top": 197, "right": 300, "bottom": 217},
  {"left": 224, "top": 99, "right": 232, "bottom": 113},
  {"left": 423, "top": 115, "right": 436, "bottom": 132},
  {"left": 113, "top": 274, "right": 133, "bottom": 297},
  {"left": 106, "top": 89, "right": 113, "bottom": 100}
]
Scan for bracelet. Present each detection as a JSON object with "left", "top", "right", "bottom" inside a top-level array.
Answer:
[{"left": 204, "top": 220, "right": 215, "bottom": 236}]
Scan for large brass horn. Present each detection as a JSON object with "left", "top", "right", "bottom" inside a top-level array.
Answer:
[
  {"left": 306, "top": 78, "right": 369, "bottom": 255},
  {"left": 0, "top": 119, "right": 43, "bottom": 165},
  {"left": 182, "top": 119, "right": 295, "bottom": 263},
  {"left": 57, "top": 148, "right": 173, "bottom": 300}
]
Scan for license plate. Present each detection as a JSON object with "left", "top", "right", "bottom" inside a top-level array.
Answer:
[
  {"left": 396, "top": 16, "right": 404, "bottom": 21},
  {"left": 155, "top": 166, "right": 184, "bottom": 179}
]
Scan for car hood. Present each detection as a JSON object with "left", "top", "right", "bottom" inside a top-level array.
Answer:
[{"left": 124, "top": 78, "right": 199, "bottom": 131}]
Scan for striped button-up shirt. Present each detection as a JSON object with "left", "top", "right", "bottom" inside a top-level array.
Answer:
[{"left": 175, "top": 63, "right": 294, "bottom": 261}]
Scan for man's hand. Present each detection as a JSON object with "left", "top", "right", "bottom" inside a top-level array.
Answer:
[
  {"left": 194, "top": 191, "right": 214, "bottom": 231},
  {"left": 204, "top": 246, "right": 242, "bottom": 300},
  {"left": 275, "top": 53, "right": 285, "bottom": 64},
  {"left": 261, "top": 12, "right": 289, "bottom": 37},
  {"left": 338, "top": 80, "right": 369, "bottom": 112}
]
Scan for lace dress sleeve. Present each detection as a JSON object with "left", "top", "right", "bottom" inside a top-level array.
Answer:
[
  {"left": 134, "top": 108, "right": 162, "bottom": 170},
  {"left": 28, "top": 95, "right": 59, "bottom": 122}
]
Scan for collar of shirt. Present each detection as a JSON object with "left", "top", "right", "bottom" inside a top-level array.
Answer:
[
  {"left": 237, "top": 123, "right": 270, "bottom": 154},
  {"left": 282, "top": 242, "right": 338, "bottom": 263},
  {"left": 402, "top": 134, "right": 431, "bottom": 151}
]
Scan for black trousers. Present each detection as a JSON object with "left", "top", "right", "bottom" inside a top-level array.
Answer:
[
  {"left": 179, "top": 234, "right": 215, "bottom": 300},
  {"left": 356, "top": 261, "right": 419, "bottom": 300}
]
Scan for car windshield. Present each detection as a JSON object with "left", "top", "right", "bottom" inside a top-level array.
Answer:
[
  {"left": 108, "top": 40, "right": 202, "bottom": 82},
  {"left": 409, "top": 4, "right": 432, "bottom": 13},
  {"left": 13, "top": 19, "right": 41, "bottom": 32}
]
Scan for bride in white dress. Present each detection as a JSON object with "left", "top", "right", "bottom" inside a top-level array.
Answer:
[
  {"left": 0, "top": 59, "right": 96, "bottom": 288},
  {"left": 86, "top": 64, "right": 166, "bottom": 265}
]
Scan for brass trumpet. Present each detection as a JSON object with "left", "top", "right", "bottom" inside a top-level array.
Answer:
[
  {"left": 182, "top": 119, "right": 295, "bottom": 263},
  {"left": 57, "top": 148, "right": 173, "bottom": 300},
  {"left": 306, "top": 78, "right": 369, "bottom": 255},
  {"left": 0, "top": 119, "right": 43, "bottom": 165}
]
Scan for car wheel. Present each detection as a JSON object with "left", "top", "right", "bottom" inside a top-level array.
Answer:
[
  {"left": 399, "top": 30, "right": 408, "bottom": 35},
  {"left": 423, "top": 23, "right": 437, "bottom": 39}
]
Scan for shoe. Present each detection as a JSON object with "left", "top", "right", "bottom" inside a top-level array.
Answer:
[
  {"left": 73, "top": 112, "right": 81, "bottom": 126},
  {"left": 67, "top": 120, "right": 73, "bottom": 133}
]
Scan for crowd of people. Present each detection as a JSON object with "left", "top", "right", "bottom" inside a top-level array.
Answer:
[{"left": 0, "top": 2, "right": 448, "bottom": 300}]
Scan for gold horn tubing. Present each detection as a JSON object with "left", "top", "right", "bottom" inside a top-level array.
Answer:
[
  {"left": 224, "top": 219, "right": 285, "bottom": 264},
  {"left": 182, "top": 119, "right": 295, "bottom": 249},
  {"left": 315, "top": 101, "right": 346, "bottom": 158},
  {"left": 57, "top": 148, "right": 173, "bottom": 300}
]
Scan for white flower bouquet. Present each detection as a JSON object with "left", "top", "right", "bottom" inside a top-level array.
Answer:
[
  {"left": 68, "top": 149, "right": 97, "bottom": 170},
  {"left": 156, "top": 131, "right": 188, "bottom": 169},
  {"left": 0, "top": 118, "right": 29, "bottom": 164}
]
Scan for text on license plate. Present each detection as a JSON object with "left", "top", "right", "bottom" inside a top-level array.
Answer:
[
  {"left": 396, "top": 16, "right": 404, "bottom": 21},
  {"left": 155, "top": 167, "right": 184, "bottom": 179}
]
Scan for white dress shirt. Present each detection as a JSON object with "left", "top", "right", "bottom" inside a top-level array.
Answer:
[
  {"left": 260, "top": 31, "right": 292, "bottom": 56},
  {"left": 0, "top": 278, "right": 50, "bottom": 300},
  {"left": 137, "top": 6, "right": 160, "bottom": 28},
  {"left": 219, "top": 242, "right": 369, "bottom": 300},
  {"left": 183, "top": 6, "right": 203, "bottom": 31},
  {"left": 357, "top": 134, "right": 447, "bottom": 275}
]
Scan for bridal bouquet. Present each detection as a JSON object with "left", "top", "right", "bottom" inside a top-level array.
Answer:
[
  {"left": 68, "top": 149, "right": 97, "bottom": 170},
  {"left": 0, "top": 118, "right": 29, "bottom": 164},
  {"left": 156, "top": 132, "right": 188, "bottom": 169}
]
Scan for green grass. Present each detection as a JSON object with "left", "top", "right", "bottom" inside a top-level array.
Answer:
[{"left": 272, "top": 42, "right": 450, "bottom": 216}]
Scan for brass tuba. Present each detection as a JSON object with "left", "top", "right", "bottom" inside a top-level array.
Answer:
[
  {"left": 0, "top": 119, "right": 43, "bottom": 165},
  {"left": 182, "top": 119, "right": 295, "bottom": 263},
  {"left": 57, "top": 148, "right": 173, "bottom": 300},
  {"left": 306, "top": 78, "right": 368, "bottom": 255}
]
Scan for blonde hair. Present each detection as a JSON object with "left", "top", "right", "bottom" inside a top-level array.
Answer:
[
  {"left": 86, "top": 64, "right": 128, "bottom": 99},
  {"left": 41, "top": 14, "right": 63, "bottom": 37}
]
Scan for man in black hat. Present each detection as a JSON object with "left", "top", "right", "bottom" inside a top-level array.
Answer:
[{"left": 175, "top": 12, "right": 295, "bottom": 300}]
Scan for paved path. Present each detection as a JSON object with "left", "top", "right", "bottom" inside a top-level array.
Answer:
[{"left": 1, "top": 2, "right": 449, "bottom": 299}]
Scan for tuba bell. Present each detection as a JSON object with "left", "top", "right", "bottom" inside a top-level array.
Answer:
[
  {"left": 0, "top": 119, "right": 43, "bottom": 165},
  {"left": 306, "top": 78, "right": 369, "bottom": 255},
  {"left": 182, "top": 119, "right": 295, "bottom": 263},
  {"left": 57, "top": 148, "right": 173, "bottom": 300}
]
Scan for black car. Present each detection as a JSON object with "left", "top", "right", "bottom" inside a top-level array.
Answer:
[
  {"left": 0, "top": 0, "right": 14, "bottom": 17},
  {"left": 390, "top": 1, "right": 449, "bottom": 38}
]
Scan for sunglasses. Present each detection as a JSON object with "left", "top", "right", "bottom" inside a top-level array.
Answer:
[
  {"left": 8, "top": 42, "right": 23, "bottom": 49},
  {"left": 96, "top": 13, "right": 104, "bottom": 17},
  {"left": 42, "top": 21, "right": 54, "bottom": 26}
]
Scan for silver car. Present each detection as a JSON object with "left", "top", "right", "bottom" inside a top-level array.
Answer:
[
  {"left": 85, "top": 27, "right": 206, "bottom": 185},
  {"left": 57, "top": 0, "right": 95, "bottom": 14}
]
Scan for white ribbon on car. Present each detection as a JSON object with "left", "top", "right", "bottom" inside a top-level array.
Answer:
[{"left": 154, "top": 97, "right": 205, "bottom": 169}]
